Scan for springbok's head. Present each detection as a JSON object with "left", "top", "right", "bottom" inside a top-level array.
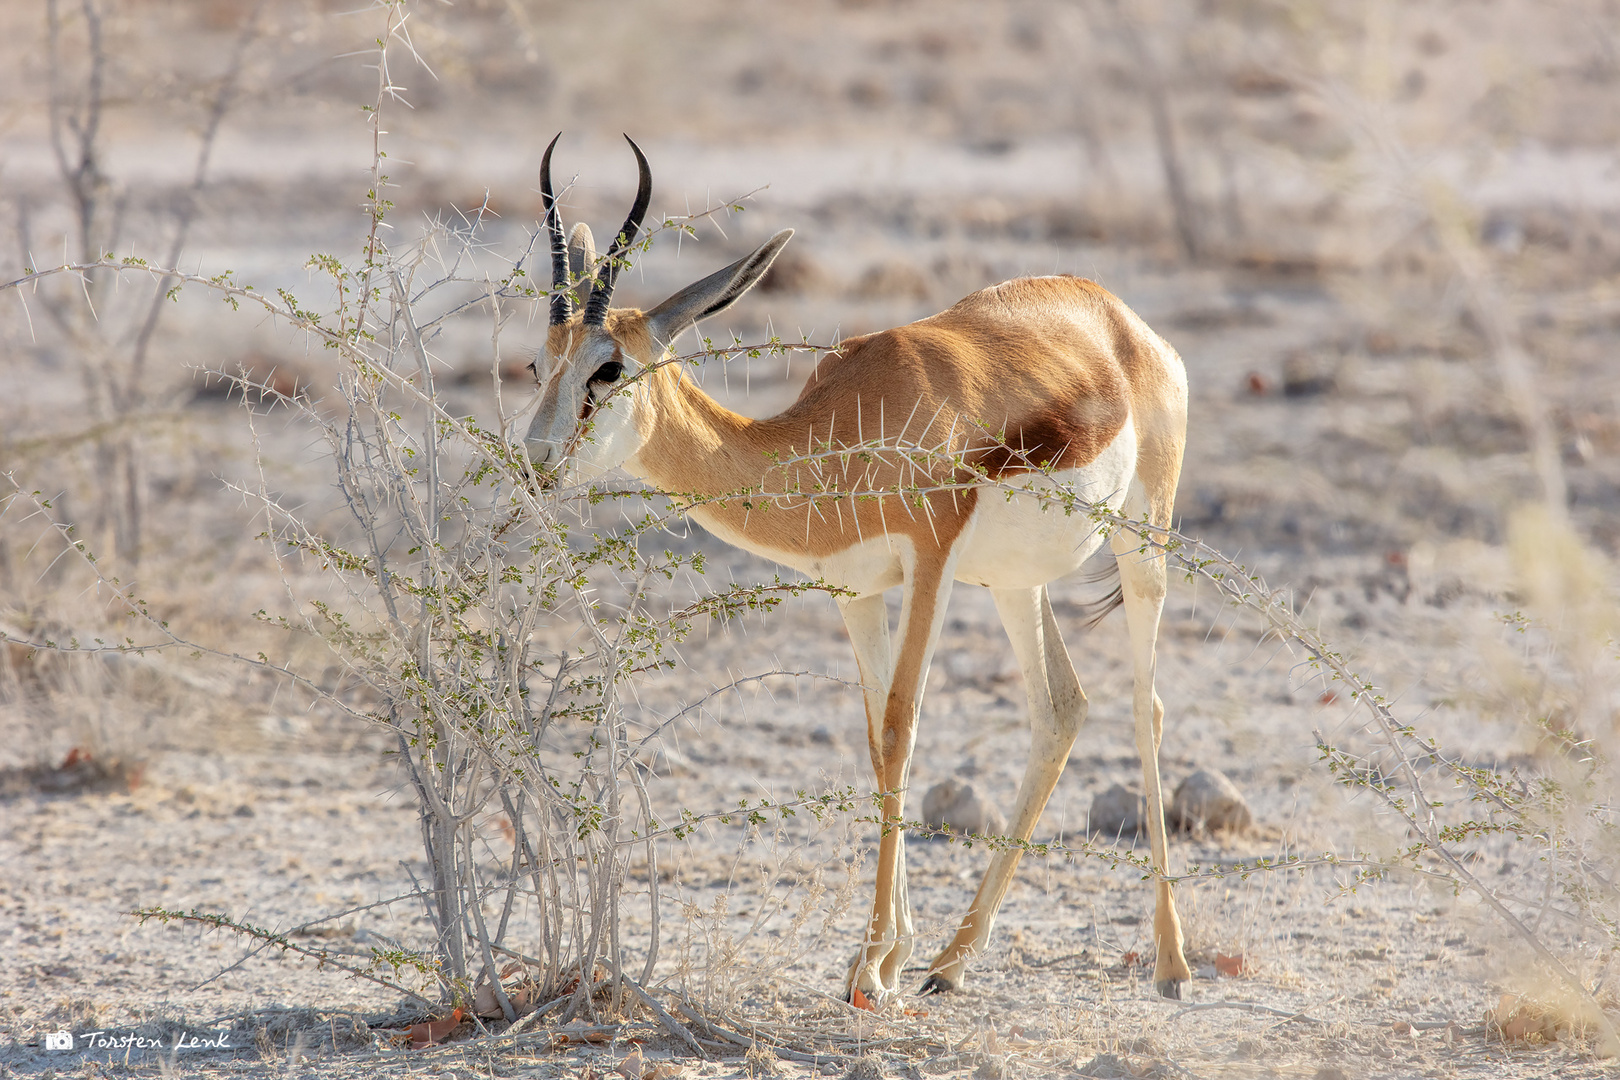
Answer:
[{"left": 524, "top": 133, "right": 793, "bottom": 481}]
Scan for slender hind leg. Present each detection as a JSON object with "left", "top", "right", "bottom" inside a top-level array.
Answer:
[
  {"left": 922, "top": 584, "right": 1087, "bottom": 993},
  {"left": 1111, "top": 509, "right": 1190, "bottom": 999}
]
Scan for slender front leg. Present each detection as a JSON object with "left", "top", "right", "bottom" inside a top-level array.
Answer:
[
  {"left": 923, "top": 585, "right": 1088, "bottom": 993},
  {"left": 837, "top": 591, "right": 908, "bottom": 991},
  {"left": 1112, "top": 520, "right": 1191, "bottom": 999},
  {"left": 840, "top": 592, "right": 895, "bottom": 745},
  {"left": 844, "top": 546, "right": 962, "bottom": 1002}
]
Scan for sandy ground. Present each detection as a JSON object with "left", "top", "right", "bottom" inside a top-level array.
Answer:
[
  {"left": 2, "top": 1, "right": 1619, "bottom": 1077},
  {"left": 3, "top": 535, "right": 1612, "bottom": 1079}
]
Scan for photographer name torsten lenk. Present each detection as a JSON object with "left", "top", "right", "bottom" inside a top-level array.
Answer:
[{"left": 44, "top": 1030, "right": 232, "bottom": 1052}]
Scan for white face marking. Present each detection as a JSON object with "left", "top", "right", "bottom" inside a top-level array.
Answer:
[{"left": 523, "top": 329, "right": 647, "bottom": 481}]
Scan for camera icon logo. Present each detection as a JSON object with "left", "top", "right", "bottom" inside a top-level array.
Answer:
[{"left": 45, "top": 1031, "right": 74, "bottom": 1051}]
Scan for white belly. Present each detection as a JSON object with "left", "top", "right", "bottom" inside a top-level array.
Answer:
[
  {"left": 954, "top": 415, "right": 1136, "bottom": 590},
  {"left": 805, "top": 534, "right": 910, "bottom": 596},
  {"left": 689, "top": 506, "right": 909, "bottom": 597},
  {"left": 682, "top": 417, "right": 1136, "bottom": 597}
]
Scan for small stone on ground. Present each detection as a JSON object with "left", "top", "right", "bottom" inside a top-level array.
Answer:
[
  {"left": 921, "top": 777, "right": 1005, "bottom": 836},
  {"left": 1087, "top": 784, "right": 1144, "bottom": 839},
  {"left": 1169, "top": 768, "right": 1252, "bottom": 834}
]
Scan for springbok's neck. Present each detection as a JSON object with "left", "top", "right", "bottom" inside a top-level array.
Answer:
[{"left": 625, "top": 366, "right": 774, "bottom": 501}]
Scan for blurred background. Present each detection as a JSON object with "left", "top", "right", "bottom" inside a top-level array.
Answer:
[
  {"left": 0, "top": 0, "right": 1613, "bottom": 773},
  {"left": 4, "top": 0, "right": 1617, "bottom": 550},
  {"left": 0, "top": 0, "right": 1615, "bottom": 783}
]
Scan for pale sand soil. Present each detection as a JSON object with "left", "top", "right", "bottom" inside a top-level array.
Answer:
[{"left": 2, "top": 573, "right": 1612, "bottom": 1078}]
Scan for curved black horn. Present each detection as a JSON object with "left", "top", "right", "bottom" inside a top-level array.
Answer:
[
  {"left": 582, "top": 135, "right": 652, "bottom": 326},
  {"left": 540, "top": 132, "right": 572, "bottom": 325}
]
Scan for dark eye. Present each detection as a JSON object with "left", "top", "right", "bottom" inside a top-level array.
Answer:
[
  {"left": 590, "top": 361, "right": 623, "bottom": 383},
  {"left": 526, "top": 360, "right": 538, "bottom": 378}
]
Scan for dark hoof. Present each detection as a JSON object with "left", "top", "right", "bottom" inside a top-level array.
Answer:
[
  {"left": 919, "top": 973, "right": 956, "bottom": 996},
  {"left": 1155, "top": 979, "right": 1184, "bottom": 1000}
]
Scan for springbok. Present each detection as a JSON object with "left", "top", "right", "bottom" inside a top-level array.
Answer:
[{"left": 525, "top": 135, "right": 1192, "bottom": 1002}]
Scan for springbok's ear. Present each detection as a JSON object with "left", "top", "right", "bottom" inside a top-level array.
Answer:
[
  {"left": 567, "top": 223, "right": 597, "bottom": 308},
  {"left": 645, "top": 229, "right": 793, "bottom": 346},
  {"left": 567, "top": 222, "right": 597, "bottom": 283}
]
